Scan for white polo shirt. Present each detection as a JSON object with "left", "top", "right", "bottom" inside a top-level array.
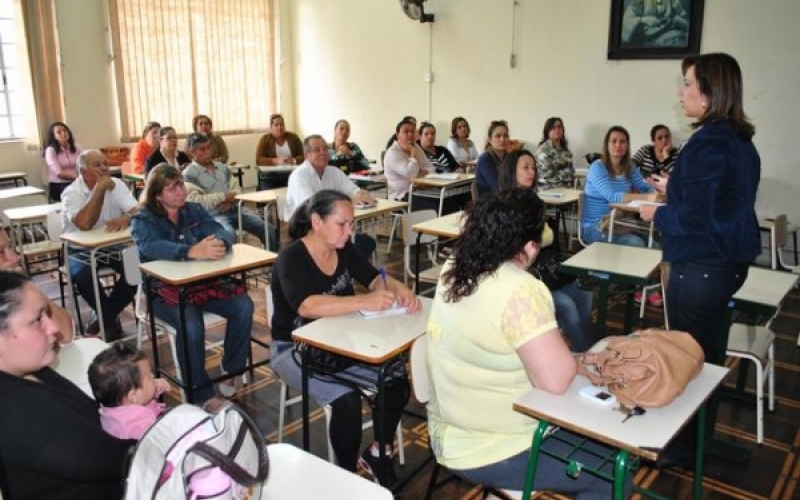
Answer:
[
  {"left": 61, "top": 176, "right": 138, "bottom": 234},
  {"left": 284, "top": 161, "right": 360, "bottom": 221}
]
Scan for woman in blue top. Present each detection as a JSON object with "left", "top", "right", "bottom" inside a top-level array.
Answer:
[
  {"left": 581, "top": 125, "right": 658, "bottom": 247},
  {"left": 639, "top": 52, "right": 760, "bottom": 469},
  {"left": 475, "top": 120, "right": 510, "bottom": 196}
]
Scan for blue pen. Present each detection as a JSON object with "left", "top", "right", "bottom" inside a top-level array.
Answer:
[{"left": 379, "top": 266, "right": 389, "bottom": 290}]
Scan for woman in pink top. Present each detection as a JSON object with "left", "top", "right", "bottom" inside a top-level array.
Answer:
[
  {"left": 44, "top": 121, "right": 83, "bottom": 202},
  {"left": 88, "top": 343, "right": 171, "bottom": 440}
]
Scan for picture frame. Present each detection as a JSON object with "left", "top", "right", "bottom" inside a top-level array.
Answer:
[{"left": 608, "top": 0, "right": 705, "bottom": 60}]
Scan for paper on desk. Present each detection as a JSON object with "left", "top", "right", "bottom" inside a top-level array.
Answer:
[
  {"left": 354, "top": 200, "right": 378, "bottom": 209},
  {"left": 625, "top": 200, "right": 665, "bottom": 208},
  {"left": 425, "top": 172, "right": 460, "bottom": 180},
  {"left": 359, "top": 305, "right": 408, "bottom": 319}
]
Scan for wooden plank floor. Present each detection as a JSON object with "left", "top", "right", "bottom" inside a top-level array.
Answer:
[{"left": 37, "top": 233, "right": 800, "bottom": 500}]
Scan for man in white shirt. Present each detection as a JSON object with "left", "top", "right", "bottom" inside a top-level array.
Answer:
[
  {"left": 61, "top": 149, "right": 138, "bottom": 340},
  {"left": 285, "top": 135, "right": 377, "bottom": 256}
]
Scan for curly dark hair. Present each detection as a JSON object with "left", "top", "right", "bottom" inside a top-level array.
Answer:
[{"left": 442, "top": 189, "right": 547, "bottom": 303}]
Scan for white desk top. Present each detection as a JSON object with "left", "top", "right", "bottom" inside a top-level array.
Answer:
[
  {"left": 235, "top": 187, "right": 286, "bottom": 204},
  {"left": 230, "top": 164, "right": 251, "bottom": 171},
  {"left": 60, "top": 227, "right": 132, "bottom": 249},
  {"left": 539, "top": 188, "right": 581, "bottom": 205},
  {"left": 258, "top": 165, "right": 297, "bottom": 174},
  {"left": 0, "top": 186, "right": 44, "bottom": 199},
  {"left": 412, "top": 211, "right": 464, "bottom": 239},
  {"left": 292, "top": 297, "right": 432, "bottom": 364},
  {"left": 3, "top": 202, "right": 61, "bottom": 222},
  {"left": 263, "top": 443, "right": 392, "bottom": 499},
  {"left": 513, "top": 363, "right": 729, "bottom": 461},
  {"left": 140, "top": 243, "right": 277, "bottom": 285},
  {"left": 574, "top": 167, "right": 588, "bottom": 177},
  {"left": 50, "top": 337, "right": 110, "bottom": 397},
  {"left": 562, "top": 243, "right": 662, "bottom": 280},
  {"left": 0, "top": 171, "right": 27, "bottom": 180},
  {"left": 733, "top": 266, "right": 798, "bottom": 309},
  {"left": 412, "top": 173, "right": 475, "bottom": 188},
  {"left": 353, "top": 198, "right": 408, "bottom": 220}
]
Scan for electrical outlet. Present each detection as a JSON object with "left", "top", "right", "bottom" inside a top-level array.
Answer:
[{"left": 424, "top": 71, "right": 433, "bottom": 83}]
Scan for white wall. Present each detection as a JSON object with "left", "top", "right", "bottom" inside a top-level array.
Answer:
[{"left": 289, "top": 0, "right": 800, "bottom": 220}]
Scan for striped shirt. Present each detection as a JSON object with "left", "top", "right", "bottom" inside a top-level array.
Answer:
[{"left": 581, "top": 161, "right": 653, "bottom": 227}]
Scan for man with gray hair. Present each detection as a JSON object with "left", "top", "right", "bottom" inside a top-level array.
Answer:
[{"left": 61, "top": 149, "right": 138, "bottom": 340}]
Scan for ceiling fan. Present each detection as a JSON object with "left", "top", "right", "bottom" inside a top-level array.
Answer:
[{"left": 398, "top": 0, "right": 435, "bottom": 24}]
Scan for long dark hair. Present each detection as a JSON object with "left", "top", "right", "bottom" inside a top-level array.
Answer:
[
  {"left": 442, "top": 190, "right": 547, "bottom": 303},
  {"left": 288, "top": 190, "right": 352, "bottom": 241},
  {"left": 0, "top": 271, "right": 30, "bottom": 333},
  {"left": 45, "top": 121, "right": 77, "bottom": 155},
  {"left": 484, "top": 120, "right": 509, "bottom": 151},
  {"left": 539, "top": 117, "right": 569, "bottom": 151},
  {"left": 682, "top": 52, "right": 755, "bottom": 140},
  {"left": 499, "top": 150, "right": 536, "bottom": 190},
  {"left": 600, "top": 125, "right": 632, "bottom": 179}
]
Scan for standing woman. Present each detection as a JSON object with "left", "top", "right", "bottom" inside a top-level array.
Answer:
[
  {"left": 418, "top": 122, "right": 461, "bottom": 173},
  {"left": 130, "top": 121, "right": 161, "bottom": 175},
  {"left": 328, "top": 119, "right": 370, "bottom": 173},
  {"left": 475, "top": 120, "right": 510, "bottom": 196},
  {"left": 192, "top": 114, "right": 229, "bottom": 164},
  {"left": 640, "top": 53, "right": 759, "bottom": 366},
  {"left": 534, "top": 117, "right": 575, "bottom": 190},
  {"left": 144, "top": 126, "right": 191, "bottom": 176},
  {"left": 446, "top": 116, "right": 478, "bottom": 170},
  {"left": 43, "top": 122, "right": 83, "bottom": 202},
  {"left": 632, "top": 124, "right": 679, "bottom": 177}
]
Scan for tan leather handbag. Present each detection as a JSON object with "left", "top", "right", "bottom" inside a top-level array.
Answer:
[{"left": 578, "top": 330, "right": 704, "bottom": 408}]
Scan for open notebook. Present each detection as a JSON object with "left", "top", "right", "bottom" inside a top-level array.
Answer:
[{"left": 359, "top": 304, "right": 408, "bottom": 319}]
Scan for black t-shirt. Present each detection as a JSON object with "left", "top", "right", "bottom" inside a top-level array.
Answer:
[{"left": 270, "top": 239, "right": 380, "bottom": 341}]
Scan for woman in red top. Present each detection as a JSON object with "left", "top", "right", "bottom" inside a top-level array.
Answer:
[{"left": 130, "top": 121, "right": 161, "bottom": 174}]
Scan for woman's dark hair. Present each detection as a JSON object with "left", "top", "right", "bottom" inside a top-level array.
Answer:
[
  {"left": 45, "top": 121, "right": 77, "bottom": 155},
  {"left": 450, "top": 116, "right": 470, "bottom": 139},
  {"left": 539, "top": 117, "right": 569, "bottom": 151},
  {"left": 141, "top": 121, "right": 161, "bottom": 139},
  {"left": 270, "top": 113, "right": 285, "bottom": 126},
  {"left": 88, "top": 343, "right": 147, "bottom": 407},
  {"left": 158, "top": 126, "right": 176, "bottom": 140},
  {"left": 141, "top": 164, "right": 183, "bottom": 217},
  {"left": 442, "top": 189, "right": 546, "bottom": 303},
  {"left": 649, "top": 124, "right": 670, "bottom": 142},
  {"left": 288, "top": 189, "right": 352, "bottom": 240},
  {"left": 498, "top": 150, "right": 536, "bottom": 190},
  {"left": 485, "top": 120, "right": 509, "bottom": 151},
  {"left": 600, "top": 125, "right": 632, "bottom": 178},
  {"left": 395, "top": 119, "right": 415, "bottom": 134},
  {"left": 417, "top": 122, "right": 436, "bottom": 145},
  {"left": 192, "top": 114, "right": 212, "bottom": 132},
  {"left": 0, "top": 271, "right": 30, "bottom": 333},
  {"left": 682, "top": 52, "right": 755, "bottom": 140}
]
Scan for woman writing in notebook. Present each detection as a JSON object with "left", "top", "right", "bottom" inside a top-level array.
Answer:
[{"left": 270, "top": 190, "right": 421, "bottom": 483}]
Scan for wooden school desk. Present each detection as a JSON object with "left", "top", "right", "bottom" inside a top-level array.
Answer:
[
  {"left": 3, "top": 202, "right": 61, "bottom": 273},
  {"left": 539, "top": 187, "right": 581, "bottom": 251},
  {"left": 235, "top": 187, "right": 286, "bottom": 251},
  {"left": 0, "top": 171, "right": 28, "bottom": 187},
  {"left": 409, "top": 173, "right": 474, "bottom": 216},
  {"left": 411, "top": 210, "right": 463, "bottom": 291}
]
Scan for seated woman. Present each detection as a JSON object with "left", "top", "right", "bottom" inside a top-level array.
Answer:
[
  {"left": 534, "top": 117, "right": 575, "bottom": 190},
  {"left": 131, "top": 164, "right": 253, "bottom": 410},
  {"left": 426, "top": 190, "right": 622, "bottom": 497},
  {"left": 632, "top": 124, "right": 679, "bottom": 177},
  {"left": 270, "top": 190, "right": 422, "bottom": 482},
  {"left": 255, "top": 113, "right": 304, "bottom": 189},
  {"left": 446, "top": 116, "right": 479, "bottom": 171},
  {"left": 328, "top": 119, "right": 370, "bottom": 174},
  {"left": 0, "top": 272, "right": 134, "bottom": 499},
  {"left": 144, "top": 126, "right": 191, "bottom": 176},
  {"left": 131, "top": 121, "right": 161, "bottom": 175},
  {"left": 43, "top": 121, "right": 83, "bottom": 202},
  {"left": 385, "top": 115, "right": 417, "bottom": 150},
  {"left": 418, "top": 122, "right": 461, "bottom": 173},
  {"left": 581, "top": 125, "right": 657, "bottom": 248},
  {"left": 475, "top": 120, "right": 510, "bottom": 196},
  {"left": 383, "top": 119, "right": 432, "bottom": 201},
  {"left": 498, "top": 150, "right": 594, "bottom": 352},
  {"left": 192, "top": 114, "right": 229, "bottom": 164}
]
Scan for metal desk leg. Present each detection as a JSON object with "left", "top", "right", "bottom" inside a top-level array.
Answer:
[
  {"left": 89, "top": 248, "right": 107, "bottom": 340},
  {"left": 612, "top": 449, "right": 630, "bottom": 500},
  {"left": 437, "top": 187, "right": 445, "bottom": 217},
  {"left": 694, "top": 404, "right": 706, "bottom": 500},
  {"left": 414, "top": 232, "right": 423, "bottom": 293},
  {"left": 377, "top": 363, "right": 389, "bottom": 487},
  {"left": 301, "top": 345, "right": 311, "bottom": 451},
  {"left": 237, "top": 200, "right": 244, "bottom": 243},
  {"left": 144, "top": 277, "right": 161, "bottom": 374},
  {"left": 521, "top": 420, "right": 549, "bottom": 500},
  {"left": 177, "top": 287, "right": 195, "bottom": 403}
]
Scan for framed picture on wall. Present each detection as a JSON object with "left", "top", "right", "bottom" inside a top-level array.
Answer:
[{"left": 608, "top": 0, "right": 705, "bottom": 60}]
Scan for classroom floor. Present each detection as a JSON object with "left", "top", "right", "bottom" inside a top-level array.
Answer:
[{"left": 37, "top": 234, "right": 800, "bottom": 500}]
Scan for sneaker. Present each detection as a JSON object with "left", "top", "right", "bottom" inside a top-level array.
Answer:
[
  {"left": 357, "top": 447, "right": 397, "bottom": 486},
  {"left": 647, "top": 291, "right": 663, "bottom": 307},
  {"left": 218, "top": 366, "right": 242, "bottom": 399},
  {"left": 634, "top": 291, "right": 644, "bottom": 303}
]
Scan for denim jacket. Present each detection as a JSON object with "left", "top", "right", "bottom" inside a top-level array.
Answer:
[{"left": 131, "top": 202, "right": 233, "bottom": 263}]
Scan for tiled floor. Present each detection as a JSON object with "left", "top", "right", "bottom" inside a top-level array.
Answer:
[{"left": 39, "top": 236, "right": 800, "bottom": 500}]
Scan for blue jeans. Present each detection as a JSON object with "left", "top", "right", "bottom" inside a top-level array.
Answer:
[
  {"left": 582, "top": 223, "right": 647, "bottom": 247},
  {"left": 552, "top": 282, "right": 594, "bottom": 352},
  {"left": 667, "top": 260, "right": 748, "bottom": 365},
  {"left": 215, "top": 208, "right": 278, "bottom": 250},
  {"left": 152, "top": 292, "right": 254, "bottom": 403},
  {"left": 455, "top": 429, "right": 625, "bottom": 500},
  {"left": 68, "top": 245, "right": 136, "bottom": 328}
]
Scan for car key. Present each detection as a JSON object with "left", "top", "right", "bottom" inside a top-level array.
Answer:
[{"left": 621, "top": 406, "right": 646, "bottom": 423}]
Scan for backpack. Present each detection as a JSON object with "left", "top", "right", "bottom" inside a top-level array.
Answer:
[{"left": 124, "top": 403, "right": 269, "bottom": 500}]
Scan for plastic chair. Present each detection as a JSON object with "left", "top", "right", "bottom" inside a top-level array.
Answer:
[
  {"left": 660, "top": 262, "right": 775, "bottom": 443},
  {"left": 265, "top": 287, "right": 405, "bottom": 465},
  {"left": 402, "top": 210, "right": 442, "bottom": 294},
  {"left": 772, "top": 214, "right": 800, "bottom": 346},
  {"left": 122, "top": 247, "right": 229, "bottom": 402}
]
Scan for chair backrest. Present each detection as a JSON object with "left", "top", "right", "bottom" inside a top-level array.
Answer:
[
  {"left": 121, "top": 246, "right": 142, "bottom": 287},
  {"left": 584, "top": 152, "right": 601, "bottom": 166},
  {"left": 409, "top": 335, "right": 430, "bottom": 404},
  {"left": 264, "top": 285, "right": 274, "bottom": 328},
  {"left": 660, "top": 262, "right": 671, "bottom": 329},
  {"left": 45, "top": 209, "right": 63, "bottom": 244},
  {"left": 773, "top": 214, "right": 790, "bottom": 269},
  {"left": 276, "top": 193, "right": 287, "bottom": 223}
]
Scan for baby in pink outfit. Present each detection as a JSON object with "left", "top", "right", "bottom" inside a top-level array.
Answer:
[{"left": 88, "top": 343, "right": 172, "bottom": 440}]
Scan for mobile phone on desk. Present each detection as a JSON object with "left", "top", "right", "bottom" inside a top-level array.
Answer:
[{"left": 579, "top": 386, "right": 617, "bottom": 406}]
